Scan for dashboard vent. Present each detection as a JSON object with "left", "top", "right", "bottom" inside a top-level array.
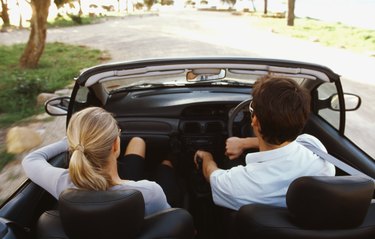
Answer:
[
  {"left": 183, "top": 122, "right": 201, "bottom": 134},
  {"left": 205, "top": 122, "right": 223, "bottom": 133}
]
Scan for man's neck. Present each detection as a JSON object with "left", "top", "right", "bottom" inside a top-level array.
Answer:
[{"left": 258, "top": 138, "right": 290, "bottom": 152}]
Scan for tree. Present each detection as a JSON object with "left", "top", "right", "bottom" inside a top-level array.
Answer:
[
  {"left": 16, "top": 0, "right": 23, "bottom": 28},
  {"left": 144, "top": 0, "right": 154, "bottom": 10},
  {"left": 19, "top": 0, "right": 51, "bottom": 68},
  {"left": 221, "top": 0, "right": 236, "bottom": 8},
  {"left": 0, "top": 0, "right": 10, "bottom": 30},
  {"left": 263, "top": 0, "right": 267, "bottom": 15},
  {"left": 287, "top": 0, "right": 295, "bottom": 26}
]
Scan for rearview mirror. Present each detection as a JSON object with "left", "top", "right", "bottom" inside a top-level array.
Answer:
[
  {"left": 330, "top": 93, "right": 361, "bottom": 111},
  {"left": 186, "top": 69, "right": 226, "bottom": 81},
  {"left": 44, "top": 96, "right": 70, "bottom": 116}
]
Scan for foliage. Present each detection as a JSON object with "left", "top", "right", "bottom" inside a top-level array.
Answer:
[
  {"left": 249, "top": 16, "right": 375, "bottom": 54},
  {"left": 0, "top": 43, "right": 105, "bottom": 127},
  {"left": 68, "top": 13, "right": 82, "bottom": 24},
  {"left": 144, "top": 0, "right": 154, "bottom": 10},
  {"left": 161, "top": 0, "right": 174, "bottom": 5},
  {"left": 221, "top": 0, "right": 236, "bottom": 7},
  {"left": 135, "top": 2, "right": 144, "bottom": 10},
  {"left": 47, "top": 15, "right": 97, "bottom": 28},
  {"left": 0, "top": 151, "right": 15, "bottom": 172},
  {"left": 54, "top": 0, "right": 72, "bottom": 8}
]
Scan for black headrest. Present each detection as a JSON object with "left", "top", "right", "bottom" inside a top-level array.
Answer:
[
  {"left": 59, "top": 189, "right": 145, "bottom": 239},
  {"left": 286, "top": 176, "right": 374, "bottom": 229}
]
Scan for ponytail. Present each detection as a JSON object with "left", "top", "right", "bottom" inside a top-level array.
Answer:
[
  {"left": 69, "top": 149, "right": 109, "bottom": 190},
  {"left": 67, "top": 107, "right": 119, "bottom": 190}
]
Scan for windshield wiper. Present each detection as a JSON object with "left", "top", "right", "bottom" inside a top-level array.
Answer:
[
  {"left": 188, "top": 79, "right": 251, "bottom": 86},
  {"left": 110, "top": 83, "right": 175, "bottom": 94}
]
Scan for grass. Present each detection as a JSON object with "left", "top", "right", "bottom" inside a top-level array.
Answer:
[
  {"left": 47, "top": 15, "right": 101, "bottom": 28},
  {"left": 0, "top": 42, "right": 106, "bottom": 127},
  {"left": 0, "top": 152, "right": 15, "bottom": 172},
  {"left": 47, "top": 12, "right": 126, "bottom": 28},
  {"left": 0, "top": 42, "right": 106, "bottom": 171},
  {"left": 247, "top": 15, "right": 375, "bottom": 54}
]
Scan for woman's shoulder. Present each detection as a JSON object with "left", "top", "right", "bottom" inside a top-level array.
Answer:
[{"left": 113, "top": 180, "right": 162, "bottom": 192}]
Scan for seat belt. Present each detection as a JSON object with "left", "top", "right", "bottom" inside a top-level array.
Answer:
[{"left": 299, "top": 142, "right": 375, "bottom": 183}]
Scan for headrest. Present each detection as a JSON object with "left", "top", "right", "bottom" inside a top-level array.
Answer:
[
  {"left": 59, "top": 189, "right": 144, "bottom": 239},
  {"left": 286, "top": 176, "right": 374, "bottom": 229}
]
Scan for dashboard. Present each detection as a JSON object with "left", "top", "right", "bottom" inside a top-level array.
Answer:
[{"left": 107, "top": 86, "right": 252, "bottom": 169}]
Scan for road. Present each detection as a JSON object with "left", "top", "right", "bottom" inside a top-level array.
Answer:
[{"left": 1, "top": 8, "right": 375, "bottom": 157}]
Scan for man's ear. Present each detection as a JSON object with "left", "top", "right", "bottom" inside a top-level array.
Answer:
[{"left": 252, "top": 115, "right": 260, "bottom": 130}]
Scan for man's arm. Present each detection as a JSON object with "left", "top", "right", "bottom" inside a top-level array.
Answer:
[
  {"left": 194, "top": 150, "right": 219, "bottom": 182},
  {"left": 225, "top": 137, "right": 259, "bottom": 160}
]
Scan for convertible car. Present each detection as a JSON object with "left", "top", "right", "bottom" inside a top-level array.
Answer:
[{"left": 1, "top": 58, "right": 375, "bottom": 239}]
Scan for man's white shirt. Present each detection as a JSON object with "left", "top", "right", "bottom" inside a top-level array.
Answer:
[{"left": 210, "top": 134, "right": 335, "bottom": 210}]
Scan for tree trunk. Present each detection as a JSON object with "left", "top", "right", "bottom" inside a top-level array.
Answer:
[
  {"left": 19, "top": 0, "right": 50, "bottom": 68},
  {"left": 263, "top": 0, "right": 267, "bottom": 15},
  {"left": 78, "top": 0, "right": 82, "bottom": 16},
  {"left": 287, "top": 0, "right": 295, "bottom": 26},
  {"left": 250, "top": 0, "right": 256, "bottom": 11},
  {"left": 16, "top": 0, "right": 23, "bottom": 29},
  {"left": 1, "top": 0, "right": 11, "bottom": 29}
]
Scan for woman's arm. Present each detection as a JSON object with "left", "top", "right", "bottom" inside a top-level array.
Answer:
[{"left": 22, "top": 138, "right": 69, "bottom": 198}]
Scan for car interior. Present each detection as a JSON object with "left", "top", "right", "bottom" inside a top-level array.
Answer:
[{"left": 1, "top": 58, "right": 375, "bottom": 239}]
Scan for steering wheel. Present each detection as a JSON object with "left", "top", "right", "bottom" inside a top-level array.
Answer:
[{"left": 227, "top": 98, "right": 252, "bottom": 137}]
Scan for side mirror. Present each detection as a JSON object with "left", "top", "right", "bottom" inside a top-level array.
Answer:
[
  {"left": 330, "top": 93, "right": 361, "bottom": 111},
  {"left": 45, "top": 96, "right": 70, "bottom": 116}
]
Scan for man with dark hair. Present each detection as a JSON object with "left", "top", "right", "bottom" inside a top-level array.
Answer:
[{"left": 194, "top": 75, "right": 335, "bottom": 210}]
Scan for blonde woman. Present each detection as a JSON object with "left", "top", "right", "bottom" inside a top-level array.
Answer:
[{"left": 22, "top": 107, "right": 175, "bottom": 216}]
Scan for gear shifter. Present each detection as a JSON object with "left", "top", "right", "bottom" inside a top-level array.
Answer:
[
  {"left": 196, "top": 156, "right": 203, "bottom": 175},
  {"left": 191, "top": 155, "right": 210, "bottom": 197}
]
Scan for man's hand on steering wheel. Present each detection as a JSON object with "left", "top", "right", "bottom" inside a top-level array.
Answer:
[{"left": 225, "top": 137, "right": 245, "bottom": 160}]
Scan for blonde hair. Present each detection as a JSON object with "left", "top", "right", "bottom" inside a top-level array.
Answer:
[{"left": 67, "top": 107, "right": 119, "bottom": 190}]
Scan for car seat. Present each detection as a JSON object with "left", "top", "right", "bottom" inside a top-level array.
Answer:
[
  {"left": 236, "top": 176, "right": 375, "bottom": 239},
  {"left": 37, "top": 188, "right": 195, "bottom": 239}
]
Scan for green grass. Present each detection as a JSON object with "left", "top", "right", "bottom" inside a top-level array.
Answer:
[
  {"left": 248, "top": 15, "right": 375, "bottom": 54},
  {"left": 0, "top": 42, "right": 106, "bottom": 127},
  {"left": 0, "top": 151, "right": 15, "bottom": 172},
  {"left": 47, "top": 15, "right": 100, "bottom": 28}
]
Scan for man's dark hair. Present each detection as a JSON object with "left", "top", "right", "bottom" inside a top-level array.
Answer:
[{"left": 252, "top": 75, "right": 311, "bottom": 145}]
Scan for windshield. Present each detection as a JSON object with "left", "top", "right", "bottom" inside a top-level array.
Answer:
[
  {"left": 101, "top": 67, "right": 316, "bottom": 93},
  {"left": 102, "top": 69, "right": 255, "bottom": 93}
]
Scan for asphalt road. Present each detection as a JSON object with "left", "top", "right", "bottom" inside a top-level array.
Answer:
[{"left": 1, "top": 8, "right": 375, "bottom": 157}]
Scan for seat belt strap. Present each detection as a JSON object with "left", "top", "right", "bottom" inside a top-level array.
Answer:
[{"left": 300, "top": 142, "right": 375, "bottom": 183}]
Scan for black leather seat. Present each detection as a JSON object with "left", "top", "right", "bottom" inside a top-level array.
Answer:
[
  {"left": 236, "top": 176, "right": 375, "bottom": 239},
  {"left": 37, "top": 189, "right": 195, "bottom": 239}
]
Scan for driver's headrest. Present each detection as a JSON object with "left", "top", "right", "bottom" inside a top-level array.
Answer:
[
  {"left": 286, "top": 176, "right": 374, "bottom": 229},
  {"left": 59, "top": 188, "right": 145, "bottom": 239}
]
